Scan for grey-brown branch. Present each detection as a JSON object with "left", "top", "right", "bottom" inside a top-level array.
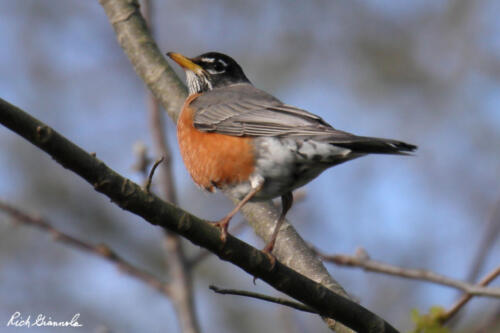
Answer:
[
  {"left": 0, "top": 200, "right": 172, "bottom": 297},
  {"left": 318, "top": 250, "right": 500, "bottom": 298},
  {"left": 0, "top": 98, "right": 399, "bottom": 332},
  {"left": 141, "top": 0, "right": 200, "bottom": 331},
  {"left": 209, "top": 285, "right": 317, "bottom": 314},
  {"left": 97, "top": 1, "right": 356, "bottom": 331}
]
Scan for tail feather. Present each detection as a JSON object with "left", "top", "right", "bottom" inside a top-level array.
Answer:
[{"left": 332, "top": 136, "right": 417, "bottom": 155}]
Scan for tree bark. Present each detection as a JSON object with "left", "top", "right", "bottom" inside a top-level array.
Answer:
[
  {"left": 96, "top": 0, "right": 358, "bottom": 331},
  {"left": 0, "top": 97, "right": 398, "bottom": 332}
]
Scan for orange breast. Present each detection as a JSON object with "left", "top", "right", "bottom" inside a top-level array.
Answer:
[{"left": 177, "top": 93, "right": 255, "bottom": 191}]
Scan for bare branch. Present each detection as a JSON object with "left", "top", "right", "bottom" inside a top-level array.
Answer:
[
  {"left": 0, "top": 200, "right": 171, "bottom": 297},
  {"left": 209, "top": 285, "right": 317, "bottom": 314},
  {"left": 97, "top": 1, "right": 355, "bottom": 331},
  {"left": 142, "top": 0, "right": 178, "bottom": 205},
  {"left": 140, "top": 1, "right": 200, "bottom": 332},
  {"left": 0, "top": 97, "right": 398, "bottom": 333},
  {"left": 318, "top": 249, "right": 500, "bottom": 298},
  {"left": 145, "top": 156, "right": 164, "bottom": 193},
  {"left": 98, "top": 0, "right": 187, "bottom": 121},
  {"left": 441, "top": 266, "right": 500, "bottom": 324}
]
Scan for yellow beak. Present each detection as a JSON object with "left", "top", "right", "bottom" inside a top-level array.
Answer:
[{"left": 167, "top": 52, "right": 204, "bottom": 74}]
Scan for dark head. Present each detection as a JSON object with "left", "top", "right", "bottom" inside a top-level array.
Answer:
[{"left": 167, "top": 52, "right": 251, "bottom": 95}]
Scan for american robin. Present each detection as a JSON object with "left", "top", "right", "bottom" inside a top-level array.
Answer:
[{"left": 167, "top": 51, "right": 417, "bottom": 254}]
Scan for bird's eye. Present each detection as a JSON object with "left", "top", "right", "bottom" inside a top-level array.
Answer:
[{"left": 213, "top": 62, "right": 225, "bottom": 72}]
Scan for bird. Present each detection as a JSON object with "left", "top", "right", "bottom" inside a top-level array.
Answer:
[{"left": 167, "top": 51, "right": 417, "bottom": 256}]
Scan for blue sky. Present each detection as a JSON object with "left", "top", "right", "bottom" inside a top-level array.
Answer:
[{"left": 1, "top": 1, "right": 499, "bottom": 332}]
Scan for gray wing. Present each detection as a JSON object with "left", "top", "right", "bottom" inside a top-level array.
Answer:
[
  {"left": 190, "top": 83, "right": 339, "bottom": 137},
  {"left": 190, "top": 83, "right": 417, "bottom": 154}
]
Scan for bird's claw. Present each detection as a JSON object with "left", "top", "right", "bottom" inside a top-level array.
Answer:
[
  {"left": 262, "top": 247, "right": 277, "bottom": 270},
  {"left": 252, "top": 247, "right": 277, "bottom": 284},
  {"left": 213, "top": 218, "right": 230, "bottom": 243}
]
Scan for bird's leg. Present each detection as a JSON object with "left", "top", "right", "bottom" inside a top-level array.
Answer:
[
  {"left": 262, "top": 191, "right": 293, "bottom": 258},
  {"left": 215, "top": 176, "right": 264, "bottom": 242},
  {"left": 252, "top": 192, "right": 294, "bottom": 283}
]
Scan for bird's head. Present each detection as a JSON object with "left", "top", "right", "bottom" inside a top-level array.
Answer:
[{"left": 167, "top": 52, "right": 250, "bottom": 95}]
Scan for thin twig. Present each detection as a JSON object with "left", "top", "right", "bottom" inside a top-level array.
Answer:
[
  {"left": 317, "top": 249, "right": 500, "bottom": 298},
  {"left": 145, "top": 156, "right": 164, "bottom": 193},
  {"left": 440, "top": 265, "right": 500, "bottom": 324},
  {"left": 209, "top": 285, "right": 317, "bottom": 314},
  {"left": 0, "top": 200, "right": 171, "bottom": 297}
]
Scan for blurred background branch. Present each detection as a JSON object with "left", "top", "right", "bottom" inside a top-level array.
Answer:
[
  {"left": 1, "top": 0, "right": 499, "bottom": 331},
  {"left": 141, "top": 1, "right": 200, "bottom": 332},
  {"left": 466, "top": 194, "right": 500, "bottom": 284},
  {"left": 98, "top": 0, "right": 356, "bottom": 331},
  {"left": 0, "top": 97, "right": 398, "bottom": 332},
  {"left": 0, "top": 200, "right": 172, "bottom": 298},
  {"left": 317, "top": 248, "right": 500, "bottom": 298},
  {"left": 440, "top": 266, "right": 500, "bottom": 325}
]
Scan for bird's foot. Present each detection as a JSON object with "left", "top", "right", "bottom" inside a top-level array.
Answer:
[
  {"left": 262, "top": 241, "right": 277, "bottom": 270},
  {"left": 252, "top": 244, "right": 277, "bottom": 284},
  {"left": 213, "top": 217, "right": 230, "bottom": 243}
]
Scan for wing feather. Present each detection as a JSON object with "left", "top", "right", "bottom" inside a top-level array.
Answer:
[
  {"left": 191, "top": 83, "right": 334, "bottom": 137},
  {"left": 189, "top": 83, "right": 417, "bottom": 154}
]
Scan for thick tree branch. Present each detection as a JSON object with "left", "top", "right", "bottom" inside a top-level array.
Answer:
[
  {"left": 0, "top": 98, "right": 398, "bottom": 332},
  {"left": 98, "top": 0, "right": 186, "bottom": 121},
  {"left": 242, "top": 201, "right": 351, "bottom": 297},
  {"left": 318, "top": 249, "right": 500, "bottom": 298},
  {"left": 187, "top": 218, "right": 247, "bottom": 268},
  {"left": 0, "top": 200, "right": 171, "bottom": 297},
  {"left": 97, "top": 1, "right": 355, "bottom": 331}
]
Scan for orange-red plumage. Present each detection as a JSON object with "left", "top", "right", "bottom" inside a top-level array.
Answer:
[
  {"left": 177, "top": 93, "right": 255, "bottom": 192},
  {"left": 169, "top": 51, "right": 417, "bottom": 255}
]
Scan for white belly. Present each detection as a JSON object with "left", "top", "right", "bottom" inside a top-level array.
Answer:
[{"left": 224, "top": 137, "right": 356, "bottom": 201}]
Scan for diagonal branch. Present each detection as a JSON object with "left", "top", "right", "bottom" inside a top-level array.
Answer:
[
  {"left": 187, "top": 218, "right": 248, "bottom": 268},
  {"left": 0, "top": 98, "right": 398, "bottom": 333},
  {"left": 440, "top": 265, "right": 500, "bottom": 324},
  {"left": 317, "top": 249, "right": 500, "bottom": 298},
  {"left": 97, "top": 1, "right": 354, "bottom": 331},
  {"left": 98, "top": 0, "right": 187, "bottom": 121},
  {"left": 0, "top": 200, "right": 171, "bottom": 297}
]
